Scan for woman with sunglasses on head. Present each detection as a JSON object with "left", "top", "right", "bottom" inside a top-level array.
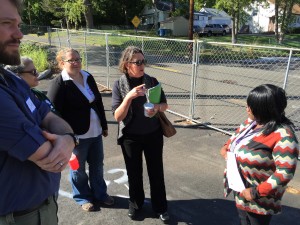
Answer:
[
  {"left": 220, "top": 84, "right": 299, "bottom": 225},
  {"left": 5, "top": 56, "right": 57, "bottom": 114},
  {"left": 47, "top": 48, "right": 114, "bottom": 212},
  {"left": 112, "top": 46, "right": 170, "bottom": 223}
]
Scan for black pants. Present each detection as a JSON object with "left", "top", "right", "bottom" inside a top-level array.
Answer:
[
  {"left": 237, "top": 208, "right": 272, "bottom": 225},
  {"left": 121, "top": 129, "right": 167, "bottom": 213}
]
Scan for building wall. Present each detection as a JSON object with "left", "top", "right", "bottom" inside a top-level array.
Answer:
[
  {"left": 247, "top": 3, "right": 274, "bottom": 33},
  {"left": 160, "top": 17, "right": 188, "bottom": 36},
  {"left": 208, "top": 17, "right": 231, "bottom": 25},
  {"left": 194, "top": 14, "right": 208, "bottom": 27}
]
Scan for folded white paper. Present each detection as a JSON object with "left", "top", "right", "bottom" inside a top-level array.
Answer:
[{"left": 226, "top": 152, "right": 246, "bottom": 192}]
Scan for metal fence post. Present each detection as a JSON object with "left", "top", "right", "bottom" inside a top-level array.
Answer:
[
  {"left": 189, "top": 41, "right": 197, "bottom": 119},
  {"left": 141, "top": 37, "right": 144, "bottom": 53},
  {"left": 105, "top": 33, "right": 110, "bottom": 89},
  {"left": 66, "top": 29, "right": 71, "bottom": 48},
  {"left": 47, "top": 26, "right": 51, "bottom": 47},
  {"left": 56, "top": 29, "right": 61, "bottom": 49},
  {"left": 84, "top": 31, "right": 88, "bottom": 71},
  {"left": 282, "top": 49, "right": 293, "bottom": 90}
]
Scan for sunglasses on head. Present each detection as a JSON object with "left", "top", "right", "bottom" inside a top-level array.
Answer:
[
  {"left": 129, "top": 59, "right": 147, "bottom": 66},
  {"left": 20, "top": 69, "right": 38, "bottom": 77}
]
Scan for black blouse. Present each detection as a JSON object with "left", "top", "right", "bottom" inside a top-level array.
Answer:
[{"left": 112, "top": 75, "right": 167, "bottom": 136}]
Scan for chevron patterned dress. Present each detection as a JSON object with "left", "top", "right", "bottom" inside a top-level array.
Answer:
[{"left": 224, "top": 118, "right": 299, "bottom": 215}]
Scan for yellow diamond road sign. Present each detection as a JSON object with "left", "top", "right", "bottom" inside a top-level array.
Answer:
[{"left": 131, "top": 16, "right": 141, "bottom": 28}]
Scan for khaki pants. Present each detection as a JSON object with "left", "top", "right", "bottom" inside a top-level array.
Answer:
[{"left": 0, "top": 196, "right": 58, "bottom": 225}]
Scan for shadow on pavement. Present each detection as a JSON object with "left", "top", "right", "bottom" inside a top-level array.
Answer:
[{"left": 109, "top": 196, "right": 300, "bottom": 225}]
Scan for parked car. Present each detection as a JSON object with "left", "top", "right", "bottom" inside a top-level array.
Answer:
[
  {"left": 193, "top": 25, "right": 201, "bottom": 33},
  {"left": 222, "top": 24, "right": 231, "bottom": 34},
  {"left": 198, "top": 24, "right": 227, "bottom": 36}
]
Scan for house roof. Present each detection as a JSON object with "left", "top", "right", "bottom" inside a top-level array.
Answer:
[
  {"left": 194, "top": 11, "right": 207, "bottom": 16},
  {"left": 199, "top": 8, "right": 231, "bottom": 18}
]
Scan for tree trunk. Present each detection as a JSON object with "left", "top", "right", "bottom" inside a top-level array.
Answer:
[
  {"left": 236, "top": 0, "right": 240, "bottom": 35},
  {"left": 170, "top": 0, "right": 175, "bottom": 12},
  {"left": 231, "top": 10, "right": 237, "bottom": 44},
  {"left": 275, "top": 0, "right": 279, "bottom": 42},
  {"left": 27, "top": 1, "right": 32, "bottom": 25},
  {"left": 188, "top": 0, "right": 194, "bottom": 40},
  {"left": 83, "top": 0, "right": 94, "bottom": 29}
]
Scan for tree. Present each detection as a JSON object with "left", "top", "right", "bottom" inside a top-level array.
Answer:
[
  {"left": 22, "top": 0, "right": 55, "bottom": 26},
  {"left": 194, "top": 0, "right": 216, "bottom": 10},
  {"left": 272, "top": 0, "right": 300, "bottom": 43},
  {"left": 189, "top": 0, "right": 194, "bottom": 40},
  {"left": 41, "top": 0, "right": 95, "bottom": 29},
  {"left": 215, "top": 0, "right": 256, "bottom": 43},
  {"left": 83, "top": 0, "right": 94, "bottom": 29}
]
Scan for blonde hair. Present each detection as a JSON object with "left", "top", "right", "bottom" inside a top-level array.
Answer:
[
  {"left": 56, "top": 48, "right": 80, "bottom": 70},
  {"left": 118, "top": 46, "right": 144, "bottom": 73}
]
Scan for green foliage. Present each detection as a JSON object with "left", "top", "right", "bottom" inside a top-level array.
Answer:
[
  {"left": 22, "top": 0, "right": 55, "bottom": 26},
  {"left": 195, "top": 33, "right": 300, "bottom": 48},
  {"left": 64, "top": 0, "right": 86, "bottom": 29},
  {"left": 195, "top": 0, "right": 216, "bottom": 10},
  {"left": 20, "top": 43, "right": 49, "bottom": 72}
]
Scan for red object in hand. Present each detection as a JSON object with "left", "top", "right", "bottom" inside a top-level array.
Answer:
[{"left": 69, "top": 153, "right": 79, "bottom": 170}]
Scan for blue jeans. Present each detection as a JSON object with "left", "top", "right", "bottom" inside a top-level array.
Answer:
[{"left": 70, "top": 135, "right": 108, "bottom": 205}]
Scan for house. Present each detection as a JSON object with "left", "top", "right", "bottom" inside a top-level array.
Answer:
[
  {"left": 244, "top": 1, "right": 300, "bottom": 33},
  {"left": 140, "top": 1, "right": 172, "bottom": 27},
  {"left": 160, "top": 16, "right": 189, "bottom": 36},
  {"left": 197, "top": 8, "right": 231, "bottom": 27},
  {"left": 193, "top": 12, "right": 208, "bottom": 28}
]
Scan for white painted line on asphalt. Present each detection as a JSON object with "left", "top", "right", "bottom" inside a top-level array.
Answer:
[
  {"left": 107, "top": 168, "right": 128, "bottom": 184},
  {"left": 59, "top": 189, "right": 73, "bottom": 199},
  {"left": 58, "top": 168, "right": 129, "bottom": 200},
  {"left": 116, "top": 194, "right": 129, "bottom": 198}
]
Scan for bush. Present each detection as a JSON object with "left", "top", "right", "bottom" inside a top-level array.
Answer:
[
  {"left": 20, "top": 43, "right": 49, "bottom": 72},
  {"left": 289, "top": 27, "right": 300, "bottom": 34}
]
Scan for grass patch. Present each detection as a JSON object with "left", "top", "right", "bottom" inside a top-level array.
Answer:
[
  {"left": 196, "top": 33, "right": 300, "bottom": 48},
  {"left": 20, "top": 43, "right": 49, "bottom": 71}
]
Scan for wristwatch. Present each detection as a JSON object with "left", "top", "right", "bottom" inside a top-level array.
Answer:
[{"left": 65, "top": 133, "right": 80, "bottom": 146}]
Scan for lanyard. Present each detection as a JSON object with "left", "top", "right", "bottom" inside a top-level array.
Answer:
[{"left": 230, "top": 121, "right": 258, "bottom": 153}]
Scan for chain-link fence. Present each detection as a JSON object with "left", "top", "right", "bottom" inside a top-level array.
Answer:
[
  {"left": 194, "top": 42, "right": 300, "bottom": 138},
  {"left": 21, "top": 26, "right": 300, "bottom": 138}
]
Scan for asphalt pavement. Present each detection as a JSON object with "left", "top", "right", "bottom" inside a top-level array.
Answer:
[
  {"left": 23, "top": 33, "right": 300, "bottom": 225},
  {"left": 41, "top": 87, "right": 299, "bottom": 225}
]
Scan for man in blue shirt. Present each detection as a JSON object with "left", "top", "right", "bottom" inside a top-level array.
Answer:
[{"left": 0, "top": 0, "right": 78, "bottom": 224}]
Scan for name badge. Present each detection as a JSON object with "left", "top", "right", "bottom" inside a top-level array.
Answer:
[{"left": 26, "top": 97, "right": 36, "bottom": 112}]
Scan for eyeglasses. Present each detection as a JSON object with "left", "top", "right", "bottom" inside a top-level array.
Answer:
[
  {"left": 129, "top": 59, "right": 147, "bottom": 66},
  {"left": 20, "top": 69, "right": 38, "bottom": 77},
  {"left": 63, "top": 58, "right": 82, "bottom": 64}
]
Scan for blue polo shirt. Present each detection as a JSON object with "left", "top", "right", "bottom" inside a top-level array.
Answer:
[{"left": 0, "top": 68, "right": 60, "bottom": 216}]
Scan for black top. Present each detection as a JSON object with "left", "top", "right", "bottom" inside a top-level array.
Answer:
[
  {"left": 112, "top": 75, "right": 167, "bottom": 136},
  {"left": 47, "top": 73, "right": 108, "bottom": 135}
]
